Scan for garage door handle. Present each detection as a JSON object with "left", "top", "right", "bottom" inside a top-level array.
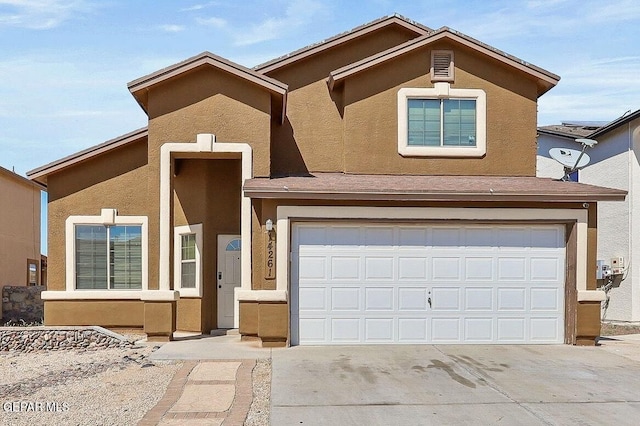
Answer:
[{"left": 428, "top": 297, "right": 432, "bottom": 309}]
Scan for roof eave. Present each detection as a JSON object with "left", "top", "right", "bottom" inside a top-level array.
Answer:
[
  {"left": 243, "top": 189, "right": 626, "bottom": 203},
  {"left": 329, "top": 28, "right": 560, "bottom": 96},
  {"left": 27, "top": 127, "right": 149, "bottom": 185},
  {"left": 255, "top": 15, "right": 430, "bottom": 74}
]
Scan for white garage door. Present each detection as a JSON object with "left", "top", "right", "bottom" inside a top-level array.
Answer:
[{"left": 291, "top": 223, "right": 565, "bottom": 345}]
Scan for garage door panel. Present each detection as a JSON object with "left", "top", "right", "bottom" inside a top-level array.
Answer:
[
  {"left": 431, "top": 287, "right": 461, "bottom": 311},
  {"left": 464, "top": 318, "right": 494, "bottom": 342},
  {"left": 398, "top": 257, "right": 428, "bottom": 280},
  {"left": 294, "top": 223, "right": 565, "bottom": 345},
  {"left": 465, "top": 287, "right": 493, "bottom": 311},
  {"left": 530, "top": 318, "right": 561, "bottom": 341},
  {"left": 498, "top": 258, "right": 527, "bottom": 280},
  {"left": 497, "top": 288, "right": 527, "bottom": 310},
  {"left": 331, "top": 257, "right": 360, "bottom": 279},
  {"left": 299, "top": 257, "right": 326, "bottom": 280},
  {"left": 365, "top": 318, "right": 394, "bottom": 341},
  {"left": 497, "top": 318, "right": 526, "bottom": 341},
  {"left": 531, "top": 257, "right": 562, "bottom": 281},
  {"left": 432, "top": 318, "right": 461, "bottom": 341},
  {"left": 331, "top": 287, "right": 360, "bottom": 311},
  {"left": 331, "top": 318, "right": 361, "bottom": 342},
  {"left": 299, "top": 287, "right": 328, "bottom": 311},
  {"left": 432, "top": 257, "right": 461, "bottom": 280},
  {"left": 365, "top": 257, "right": 394, "bottom": 280},
  {"left": 398, "top": 318, "right": 428, "bottom": 341},
  {"left": 365, "top": 227, "right": 394, "bottom": 247},
  {"left": 398, "top": 287, "right": 428, "bottom": 310},
  {"left": 365, "top": 287, "right": 394, "bottom": 310},
  {"left": 465, "top": 257, "right": 494, "bottom": 280},
  {"left": 530, "top": 287, "right": 560, "bottom": 311}
]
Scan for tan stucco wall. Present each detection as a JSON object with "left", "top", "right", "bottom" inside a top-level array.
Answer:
[
  {"left": 44, "top": 300, "right": 144, "bottom": 327},
  {"left": 46, "top": 138, "right": 149, "bottom": 293},
  {"left": 173, "top": 159, "right": 241, "bottom": 332},
  {"left": 267, "top": 25, "right": 423, "bottom": 176},
  {"left": 0, "top": 170, "right": 41, "bottom": 293},
  {"left": 342, "top": 42, "right": 538, "bottom": 176}
]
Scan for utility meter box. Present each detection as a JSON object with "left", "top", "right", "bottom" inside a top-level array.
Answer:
[{"left": 611, "top": 257, "right": 625, "bottom": 275}]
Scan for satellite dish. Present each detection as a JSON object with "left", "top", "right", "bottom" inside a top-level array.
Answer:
[
  {"left": 549, "top": 148, "right": 591, "bottom": 169},
  {"left": 549, "top": 137, "right": 597, "bottom": 181}
]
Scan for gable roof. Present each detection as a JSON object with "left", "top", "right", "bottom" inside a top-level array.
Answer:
[
  {"left": 27, "top": 127, "right": 148, "bottom": 186},
  {"left": 254, "top": 14, "right": 430, "bottom": 74},
  {"left": 128, "top": 51, "right": 288, "bottom": 118},
  {"left": 328, "top": 26, "right": 560, "bottom": 96}
]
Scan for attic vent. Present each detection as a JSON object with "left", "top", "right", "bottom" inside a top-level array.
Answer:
[{"left": 431, "top": 50, "right": 454, "bottom": 82}]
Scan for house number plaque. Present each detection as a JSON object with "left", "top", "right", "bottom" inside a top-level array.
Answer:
[{"left": 265, "top": 231, "right": 276, "bottom": 279}]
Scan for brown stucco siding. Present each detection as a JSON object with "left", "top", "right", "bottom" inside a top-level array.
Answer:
[
  {"left": 173, "top": 159, "right": 241, "bottom": 331},
  {"left": 341, "top": 42, "right": 539, "bottom": 176},
  {"left": 268, "top": 26, "right": 422, "bottom": 177},
  {"left": 44, "top": 300, "right": 144, "bottom": 327},
  {"left": 251, "top": 199, "right": 277, "bottom": 291},
  {"left": 46, "top": 139, "right": 149, "bottom": 292}
]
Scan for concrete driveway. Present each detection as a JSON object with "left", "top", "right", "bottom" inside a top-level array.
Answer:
[{"left": 271, "top": 337, "right": 640, "bottom": 425}]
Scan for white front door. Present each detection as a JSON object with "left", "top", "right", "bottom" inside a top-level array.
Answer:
[
  {"left": 217, "top": 235, "right": 241, "bottom": 329},
  {"left": 292, "top": 223, "right": 565, "bottom": 345}
]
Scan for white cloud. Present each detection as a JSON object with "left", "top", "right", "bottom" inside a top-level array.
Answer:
[
  {"left": 158, "top": 24, "right": 185, "bottom": 33},
  {"left": 196, "top": 16, "right": 226, "bottom": 29},
  {"left": 0, "top": 0, "right": 97, "bottom": 29},
  {"left": 180, "top": 2, "right": 219, "bottom": 12}
]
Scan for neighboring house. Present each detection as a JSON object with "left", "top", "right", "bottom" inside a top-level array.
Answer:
[
  {"left": 0, "top": 165, "right": 45, "bottom": 318},
  {"left": 28, "top": 15, "right": 625, "bottom": 346},
  {"left": 538, "top": 110, "right": 640, "bottom": 323}
]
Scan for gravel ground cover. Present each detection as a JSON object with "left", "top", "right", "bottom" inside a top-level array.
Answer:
[
  {"left": 246, "top": 358, "right": 271, "bottom": 426},
  {"left": 601, "top": 322, "right": 640, "bottom": 336},
  {"left": 0, "top": 343, "right": 181, "bottom": 426}
]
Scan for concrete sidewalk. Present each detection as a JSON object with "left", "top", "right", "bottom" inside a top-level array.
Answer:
[{"left": 139, "top": 333, "right": 275, "bottom": 425}]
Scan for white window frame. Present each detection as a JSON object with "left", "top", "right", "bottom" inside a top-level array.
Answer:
[
  {"left": 398, "top": 83, "right": 486, "bottom": 157},
  {"left": 65, "top": 209, "right": 148, "bottom": 297},
  {"left": 174, "top": 223, "right": 203, "bottom": 298}
]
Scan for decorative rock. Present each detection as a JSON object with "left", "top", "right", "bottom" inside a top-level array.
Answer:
[{"left": 0, "top": 326, "right": 134, "bottom": 352}]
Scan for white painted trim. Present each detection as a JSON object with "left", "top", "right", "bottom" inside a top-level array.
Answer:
[
  {"left": 41, "top": 290, "right": 146, "bottom": 300},
  {"left": 237, "top": 290, "right": 288, "bottom": 302},
  {"left": 578, "top": 290, "right": 606, "bottom": 302},
  {"left": 159, "top": 134, "right": 252, "bottom": 327},
  {"left": 276, "top": 206, "right": 591, "bottom": 298},
  {"left": 64, "top": 210, "right": 149, "bottom": 293},
  {"left": 141, "top": 290, "right": 180, "bottom": 301},
  {"left": 174, "top": 223, "right": 203, "bottom": 298},
  {"left": 398, "top": 84, "right": 487, "bottom": 157}
]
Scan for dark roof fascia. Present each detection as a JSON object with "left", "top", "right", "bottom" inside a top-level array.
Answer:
[
  {"left": 589, "top": 109, "right": 640, "bottom": 139},
  {"left": 253, "top": 14, "right": 431, "bottom": 74},
  {"left": 27, "top": 127, "right": 148, "bottom": 186},
  {"left": 328, "top": 27, "right": 560, "bottom": 95},
  {"left": 536, "top": 128, "right": 583, "bottom": 140},
  {"left": 127, "top": 52, "right": 289, "bottom": 118}
]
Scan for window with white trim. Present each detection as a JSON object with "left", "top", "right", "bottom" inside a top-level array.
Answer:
[
  {"left": 398, "top": 84, "right": 486, "bottom": 157},
  {"left": 174, "top": 224, "right": 203, "bottom": 297},
  {"left": 66, "top": 209, "right": 148, "bottom": 293}
]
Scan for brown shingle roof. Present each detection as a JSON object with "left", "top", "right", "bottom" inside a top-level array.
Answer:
[{"left": 244, "top": 173, "right": 626, "bottom": 202}]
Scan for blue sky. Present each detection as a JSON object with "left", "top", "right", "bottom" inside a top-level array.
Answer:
[
  {"left": 2, "top": 0, "right": 639, "bottom": 177},
  {"left": 1, "top": 0, "right": 639, "bottom": 254}
]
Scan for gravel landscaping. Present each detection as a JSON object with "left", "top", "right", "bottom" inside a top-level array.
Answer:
[{"left": 0, "top": 342, "right": 181, "bottom": 425}]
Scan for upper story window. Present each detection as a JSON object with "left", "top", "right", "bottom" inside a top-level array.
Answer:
[
  {"left": 66, "top": 209, "right": 148, "bottom": 293},
  {"left": 398, "top": 84, "right": 486, "bottom": 158}
]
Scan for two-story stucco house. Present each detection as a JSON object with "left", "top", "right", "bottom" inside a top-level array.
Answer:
[
  {"left": 28, "top": 15, "right": 625, "bottom": 346},
  {"left": 538, "top": 110, "right": 640, "bottom": 324}
]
